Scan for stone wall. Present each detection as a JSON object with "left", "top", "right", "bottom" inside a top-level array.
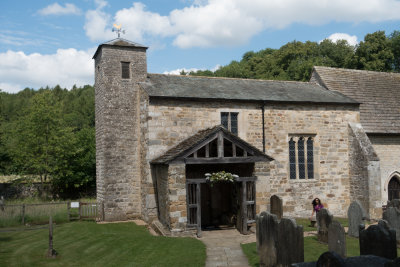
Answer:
[
  {"left": 152, "top": 165, "right": 169, "bottom": 227},
  {"left": 95, "top": 45, "right": 147, "bottom": 221},
  {"left": 167, "top": 163, "right": 187, "bottom": 231},
  {"left": 369, "top": 135, "right": 400, "bottom": 204},
  {"left": 348, "top": 123, "right": 382, "bottom": 219},
  {"left": 147, "top": 99, "right": 360, "bottom": 218}
]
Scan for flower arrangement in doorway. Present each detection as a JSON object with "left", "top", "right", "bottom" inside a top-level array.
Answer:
[{"left": 205, "top": 171, "right": 239, "bottom": 186}]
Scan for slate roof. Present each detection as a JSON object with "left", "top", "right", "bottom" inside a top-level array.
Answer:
[
  {"left": 140, "top": 74, "right": 358, "bottom": 104},
  {"left": 93, "top": 38, "right": 148, "bottom": 59},
  {"left": 151, "top": 125, "right": 273, "bottom": 164},
  {"left": 312, "top": 66, "right": 400, "bottom": 134}
]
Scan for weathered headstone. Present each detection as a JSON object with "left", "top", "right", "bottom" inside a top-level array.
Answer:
[
  {"left": 277, "top": 218, "right": 304, "bottom": 266},
  {"left": 359, "top": 220, "right": 397, "bottom": 260},
  {"left": 347, "top": 200, "right": 366, "bottom": 238},
  {"left": 383, "top": 206, "right": 400, "bottom": 242},
  {"left": 256, "top": 211, "right": 278, "bottom": 267},
  {"left": 387, "top": 199, "right": 400, "bottom": 209},
  {"left": 328, "top": 220, "right": 346, "bottom": 258},
  {"left": 257, "top": 212, "right": 304, "bottom": 267},
  {"left": 316, "top": 208, "right": 333, "bottom": 243},
  {"left": 270, "top": 195, "right": 283, "bottom": 220}
]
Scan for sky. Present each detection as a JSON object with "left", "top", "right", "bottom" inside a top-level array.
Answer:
[{"left": 1, "top": 0, "right": 400, "bottom": 93}]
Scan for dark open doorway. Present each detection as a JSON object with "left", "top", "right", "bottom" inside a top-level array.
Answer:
[
  {"left": 388, "top": 175, "right": 400, "bottom": 201},
  {"left": 201, "top": 182, "right": 238, "bottom": 229}
]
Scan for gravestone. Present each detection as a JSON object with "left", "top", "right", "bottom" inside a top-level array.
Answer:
[
  {"left": 359, "top": 220, "right": 397, "bottom": 260},
  {"left": 387, "top": 199, "right": 400, "bottom": 209},
  {"left": 316, "top": 251, "right": 345, "bottom": 267},
  {"left": 270, "top": 195, "right": 283, "bottom": 220},
  {"left": 328, "top": 220, "right": 346, "bottom": 258},
  {"left": 277, "top": 218, "right": 304, "bottom": 266},
  {"left": 383, "top": 206, "right": 400, "bottom": 242},
  {"left": 256, "top": 211, "right": 278, "bottom": 267},
  {"left": 316, "top": 208, "right": 333, "bottom": 243},
  {"left": 347, "top": 200, "right": 366, "bottom": 238},
  {"left": 257, "top": 211, "right": 304, "bottom": 267}
]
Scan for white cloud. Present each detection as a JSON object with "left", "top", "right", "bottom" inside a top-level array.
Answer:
[
  {"left": 0, "top": 48, "right": 95, "bottom": 93},
  {"left": 38, "top": 3, "right": 81, "bottom": 16},
  {"left": 324, "top": 33, "right": 358, "bottom": 46},
  {"left": 84, "top": 0, "right": 400, "bottom": 48},
  {"left": 163, "top": 64, "right": 220, "bottom": 75}
]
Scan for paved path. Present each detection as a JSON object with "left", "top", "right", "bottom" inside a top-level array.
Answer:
[{"left": 199, "top": 228, "right": 256, "bottom": 267}]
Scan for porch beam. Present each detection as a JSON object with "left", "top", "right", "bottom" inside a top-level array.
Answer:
[
  {"left": 232, "top": 144, "right": 236, "bottom": 157},
  {"left": 205, "top": 143, "right": 209, "bottom": 158},
  {"left": 218, "top": 132, "right": 224, "bottom": 158},
  {"left": 184, "top": 156, "right": 266, "bottom": 164}
]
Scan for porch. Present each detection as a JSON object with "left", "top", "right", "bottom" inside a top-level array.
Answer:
[{"left": 151, "top": 125, "right": 273, "bottom": 236}]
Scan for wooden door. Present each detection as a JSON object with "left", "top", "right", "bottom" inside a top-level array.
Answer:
[{"left": 187, "top": 182, "right": 202, "bottom": 237}]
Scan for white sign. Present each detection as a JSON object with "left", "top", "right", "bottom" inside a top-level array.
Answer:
[{"left": 71, "top": 202, "right": 79, "bottom": 208}]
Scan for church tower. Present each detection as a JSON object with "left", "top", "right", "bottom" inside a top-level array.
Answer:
[{"left": 93, "top": 38, "right": 148, "bottom": 220}]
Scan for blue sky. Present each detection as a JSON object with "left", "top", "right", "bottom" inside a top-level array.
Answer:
[{"left": 1, "top": 0, "right": 400, "bottom": 93}]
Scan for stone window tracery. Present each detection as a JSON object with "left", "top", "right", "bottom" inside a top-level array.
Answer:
[{"left": 288, "top": 136, "right": 315, "bottom": 180}]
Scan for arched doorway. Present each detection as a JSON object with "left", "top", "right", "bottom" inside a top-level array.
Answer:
[{"left": 388, "top": 175, "right": 400, "bottom": 201}]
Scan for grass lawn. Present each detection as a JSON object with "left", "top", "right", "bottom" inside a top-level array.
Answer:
[
  {"left": 0, "top": 221, "right": 206, "bottom": 267},
  {"left": 242, "top": 235, "right": 400, "bottom": 266}
]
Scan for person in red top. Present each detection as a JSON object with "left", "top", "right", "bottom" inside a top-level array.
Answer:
[{"left": 309, "top": 198, "right": 324, "bottom": 225}]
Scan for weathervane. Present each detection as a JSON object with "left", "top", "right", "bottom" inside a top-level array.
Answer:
[{"left": 112, "top": 24, "right": 125, "bottom": 38}]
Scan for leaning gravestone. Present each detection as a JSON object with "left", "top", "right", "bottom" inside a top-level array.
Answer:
[
  {"left": 316, "top": 208, "right": 333, "bottom": 243},
  {"left": 359, "top": 220, "right": 397, "bottom": 260},
  {"left": 270, "top": 195, "right": 283, "bottom": 220},
  {"left": 256, "top": 211, "right": 278, "bottom": 267},
  {"left": 277, "top": 218, "right": 304, "bottom": 266},
  {"left": 328, "top": 220, "right": 346, "bottom": 258},
  {"left": 383, "top": 206, "right": 400, "bottom": 242},
  {"left": 347, "top": 200, "right": 366, "bottom": 238}
]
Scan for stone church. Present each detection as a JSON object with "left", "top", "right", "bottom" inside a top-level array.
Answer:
[{"left": 94, "top": 38, "right": 400, "bottom": 235}]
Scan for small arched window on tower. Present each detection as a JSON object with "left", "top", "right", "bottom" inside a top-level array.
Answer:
[{"left": 121, "top": 62, "right": 130, "bottom": 79}]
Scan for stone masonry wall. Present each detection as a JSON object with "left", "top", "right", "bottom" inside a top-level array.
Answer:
[
  {"left": 147, "top": 99, "right": 360, "bottom": 222},
  {"left": 369, "top": 135, "right": 400, "bottom": 204},
  {"left": 167, "top": 163, "right": 187, "bottom": 231},
  {"left": 95, "top": 45, "right": 147, "bottom": 220}
]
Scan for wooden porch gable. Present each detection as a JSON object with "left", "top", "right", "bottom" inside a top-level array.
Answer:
[{"left": 151, "top": 125, "right": 273, "bottom": 165}]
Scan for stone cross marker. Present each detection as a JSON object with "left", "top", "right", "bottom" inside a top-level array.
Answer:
[
  {"left": 316, "top": 208, "right": 333, "bottom": 243},
  {"left": 256, "top": 211, "right": 304, "bottom": 267},
  {"left": 359, "top": 220, "right": 397, "bottom": 260},
  {"left": 383, "top": 206, "right": 400, "bottom": 242},
  {"left": 328, "top": 220, "right": 346, "bottom": 258},
  {"left": 270, "top": 195, "right": 283, "bottom": 220},
  {"left": 347, "top": 200, "right": 366, "bottom": 238}
]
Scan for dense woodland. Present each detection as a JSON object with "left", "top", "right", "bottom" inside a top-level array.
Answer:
[{"left": 0, "top": 30, "right": 399, "bottom": 198}]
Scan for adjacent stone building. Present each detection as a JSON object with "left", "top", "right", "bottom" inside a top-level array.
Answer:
[
  {"left": 94, "top": 38, "right": 395, "bottom": 234},
  {"left": 311, "top": 67, "right": 400, "bottom": 217}
]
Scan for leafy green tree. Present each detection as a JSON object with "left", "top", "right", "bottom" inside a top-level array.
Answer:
[
  {"left": 389, "top": 30, "right": 400, "bottom": 72},
  {"left": 351, "top": 31, "right": 394, "bottom": 71}
]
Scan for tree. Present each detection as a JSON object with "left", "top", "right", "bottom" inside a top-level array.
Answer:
[
  {"left": 351, "top": 31, "right": 394, "bottom": 71},
  {"left": 389, "top": 30, "right": 400, "bottom": 72}
]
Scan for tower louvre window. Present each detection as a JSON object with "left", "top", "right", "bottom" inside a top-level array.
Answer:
[{"left": 121, "top": 62, "right": 130, "bottom": 79}]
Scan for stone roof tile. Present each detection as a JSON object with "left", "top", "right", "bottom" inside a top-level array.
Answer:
[{"left": 312, "top": 66, "right": 400, "bottom": 134}]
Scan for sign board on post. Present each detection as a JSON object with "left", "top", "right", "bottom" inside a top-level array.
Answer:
[{"left": 71, "top": 202, "right": 79, "bottom": 208}]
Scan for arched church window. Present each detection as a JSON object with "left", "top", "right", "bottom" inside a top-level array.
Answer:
[
  {"left": 288, "top": 135, "right": 315, "bottom": 180},
  {"left": 289, "top": 138, "right": 296, "bottom": 179},
  {"left": 307, "top": 137, "right": 314, "bottom": 179},
  {"left": 388, "top": 176, "right": 400, "bottom": 201}
]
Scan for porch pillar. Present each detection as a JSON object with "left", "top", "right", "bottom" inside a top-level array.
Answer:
[{"left": 167, "top": 163, "right": 187, "bottom": 231}]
